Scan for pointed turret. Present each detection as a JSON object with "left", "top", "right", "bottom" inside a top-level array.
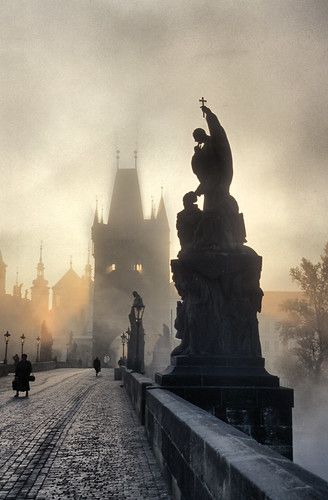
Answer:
[
  {"left": 92, "top": 199, "right": 99, "bottom": 227},
  {"left": 37, "top": 242, "right": 45, "bottom": 280},
  {"left": 157, "top": 188, "right": 169, "bottom": 229},
  {"left": 31, "top": 243, "right": 49, "bottom": 319},
  {"left": 151, "top": 196, "right": 156, "bottom": 220}
]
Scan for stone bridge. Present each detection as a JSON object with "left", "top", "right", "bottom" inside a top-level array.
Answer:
[{"left": 0, "top": 366, "right": 327, "bottom": 499}]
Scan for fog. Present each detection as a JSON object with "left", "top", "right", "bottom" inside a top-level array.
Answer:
[
  {"left": 0, "top": 0, "right": 327, "bottom": 293},
  {"left": 294, "top": 383, "right": 328, "bottom": 481}
]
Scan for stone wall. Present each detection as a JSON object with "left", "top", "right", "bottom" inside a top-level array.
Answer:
[
  {"left": 122, "top": 371, "right": 328, "bottom": 499},
  {"left": 145, "top": 388, "right": 328, "bottom": 500},
  {"left": 122, "top": 368, "right": 153, "bottom": 424},
  {"left": 5, "top": 361, "right": 58, "bottom": 374},
  {"left": 32, "top": 361, "right": 57, "bottom": 372},
  {"left": 0, "top": 365, "right": 10, "bottom": 377}
]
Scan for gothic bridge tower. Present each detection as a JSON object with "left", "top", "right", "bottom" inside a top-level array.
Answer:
[{"left": 92, "top": 155, "right": 170, "bottom": 360}]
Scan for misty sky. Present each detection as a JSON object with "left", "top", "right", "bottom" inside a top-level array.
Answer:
[{"left": 0, "top": 0, "right": 327, "bottom": 294}]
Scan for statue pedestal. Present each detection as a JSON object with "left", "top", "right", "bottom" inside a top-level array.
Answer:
[
  {"left": 155, "top": 355, "right": 279, "bottom": 387},
  {"left": 156, "top": 248, "right": 294, "bottom": 459},
  {"left": 155, "top": 355, "right": 293, "bottom": 460}
]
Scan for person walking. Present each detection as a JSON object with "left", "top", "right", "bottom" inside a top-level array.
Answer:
[
  {"left": 14, "top": 354, "right": 32, "bottom": 398},
  {"left": 93, "top": 357, "right": 101, "bottom": 377}
]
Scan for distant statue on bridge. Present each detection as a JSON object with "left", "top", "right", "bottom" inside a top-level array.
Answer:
[{"left": 132, "top": 291, "right": 144, "bottom": 310}]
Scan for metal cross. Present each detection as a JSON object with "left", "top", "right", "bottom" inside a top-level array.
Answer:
[{"left": 199, "top": 97, "right": 207, "bottom": 116}]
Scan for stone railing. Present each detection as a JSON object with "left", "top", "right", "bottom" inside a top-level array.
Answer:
[
  {"left": 122, "top": 368, "right": 153, "bottom": 424},
  {"left": 32, "top": 361, "right": 57, "bottom": 372},
  {"left": 4, "top": 361, "right": 58, "bottom": 374},
  {"left": 0, "top": 364, "right": 10, "bottom": 377},
  {"left": 122, "top": 370, "right": 328, "bottom": 500}
]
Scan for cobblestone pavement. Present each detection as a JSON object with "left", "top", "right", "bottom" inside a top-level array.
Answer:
[{"left": 0, "top": 369, "right": 171, "bottom": 500}]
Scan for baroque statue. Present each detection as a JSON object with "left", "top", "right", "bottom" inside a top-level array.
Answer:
[{"left": 171, "top": 100, "right": 263, "bottom": 358}]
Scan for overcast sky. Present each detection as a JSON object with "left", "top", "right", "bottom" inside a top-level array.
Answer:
[{"left": 0, "top": 0, "right": 327, "bottom": 293}]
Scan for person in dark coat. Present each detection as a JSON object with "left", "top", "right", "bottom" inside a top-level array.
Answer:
[
  {"left": 93, "top": 357, "right": 101, "bottom": 377},
  {"left": 14, "top": 354, "right": 32, "bottom": 398}
]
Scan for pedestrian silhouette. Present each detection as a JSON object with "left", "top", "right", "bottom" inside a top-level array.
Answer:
[
  {"left": 13, "top": 354, "right": 32, "bottom": 398},
  {"left": 93, "top": 357, "right": 101, "bottom": 377}
]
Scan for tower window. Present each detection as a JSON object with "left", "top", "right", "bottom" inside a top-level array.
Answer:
[
  {"left": 133, "top": 263, "right": 143, "bottom": 273},
  {"left": 106, "top": 264, "right": 116, "bottom": 273}
]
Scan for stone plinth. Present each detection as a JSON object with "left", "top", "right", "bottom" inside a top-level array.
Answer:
[
  {"left": 156, "top": 355, "right": 293, "bottom": 459},
  {"left": 155, "top": 355, "right": 279, "bottom": 387}
]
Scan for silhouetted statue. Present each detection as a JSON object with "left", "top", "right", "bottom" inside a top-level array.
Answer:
[
  {"left": 132, "top": 290, "right": 144, "bottom": 309},
  {"left": 189, "top": 104, "right": 246, "bottom": 250},
  {"left": 166, "top": 100, "right": 262, "bottom": 357},
  {"left": 176, "top": 192, "right": 202, "bottom": 252},
  {"left": 192, "top": 105, "right": 233, "bottom": 210}
]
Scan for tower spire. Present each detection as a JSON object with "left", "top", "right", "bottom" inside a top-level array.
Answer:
[
  {"left": 70, "top": 255, "right": 73, "bottom": 269},
  {"left": 39, "top": 241, "right": 43, "bottom": 263},
  {"left": 37, "top": 242, "right": 45, "bottom": 279},
  {"left": 157, "top": 187, "right": 169, "bottom": 229},
  {"left": 151, "top": 196, "right": 156, "bottom": 219},
  {"left": 134, "top": 150, "right": 138, "bottom": 169}
]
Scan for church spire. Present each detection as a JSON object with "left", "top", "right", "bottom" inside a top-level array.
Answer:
[
  {"left": 93, "top": 198, "right": 99, "bottom": 227},
  {"left": 37, "top": 241, "right": 45, "bottom": 279},
  {"left": 151, "top": 196, "right": 156, "bottom": 219}
]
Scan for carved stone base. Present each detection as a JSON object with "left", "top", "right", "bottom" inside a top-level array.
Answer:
[
  {"left": 155, "top": 355, "right": 279, "bottom": 387},
  {"left": 155, "top": 355, "right": 293, "bottom": 459},
  {"left": 156, "top": 383, "right": 294, "bottom": 459}
]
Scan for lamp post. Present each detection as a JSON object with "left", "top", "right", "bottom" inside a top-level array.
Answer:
[
  {"left": 133, "top": 293, "right": 145, "bottom": 373},
  {"left": 3, "top": 331, "right": 10, "bottom": 364},
  {"left": 20, "top": 334, "right": 26, "bottom": 356},
  {"left": 120, "top": 329, "right": 129, "bottom": 363},
  {"left": 36, "top": 336, "right": 41, "bottom": 362}
]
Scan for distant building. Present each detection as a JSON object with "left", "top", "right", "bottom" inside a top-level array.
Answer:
[
  {"left": 0, "top": 247, "right": 93, "bottom": 365},
  {"left": 50, "top": 257, "right": 93, "bottom": 363},
  {"left": 92, "top": 159, "right": 170, "bottom": 361},
  {"left": 0, "top": 251, "right": 41, "bottom": 362}
]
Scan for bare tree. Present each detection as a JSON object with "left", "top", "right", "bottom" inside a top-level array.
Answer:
[{"left": 278, "top": 243, "right": 328, "bottom": 381}]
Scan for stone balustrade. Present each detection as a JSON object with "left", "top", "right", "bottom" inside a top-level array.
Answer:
[{"left": 122, "top": 369, "right": 328, "bottom": 500}]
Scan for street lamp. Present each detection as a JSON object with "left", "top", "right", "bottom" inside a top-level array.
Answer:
[
  {"left": 36, "top": 336, "right": 41, "bottom": 362},
  {"left": 133, "top": 292, "right": 145, "bottom": 373},
  {"left": 3, "top": 331, "right": 10, "bottom": 364},
  {"left": 20, "top": 334, "right": 26, "bottom": 356},
  {"left": 120, "top": 329, "right": 129, "bottom": 362}
]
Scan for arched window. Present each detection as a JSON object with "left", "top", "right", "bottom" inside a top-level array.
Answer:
[
  {"left": 132, "top": 263, "right": 143, "bottom": 273},
  {"left": 106, "top": 263, "right": 116, "bottom": 273}
]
